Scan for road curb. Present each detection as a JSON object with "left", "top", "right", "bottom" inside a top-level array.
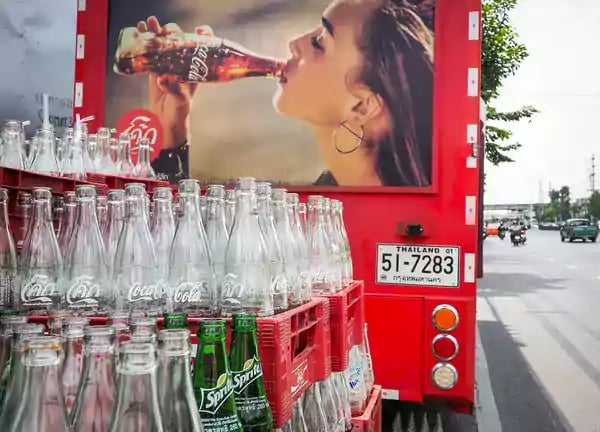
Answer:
[{"left": 475, "top": 325, "right": 503, "bottom": 432}]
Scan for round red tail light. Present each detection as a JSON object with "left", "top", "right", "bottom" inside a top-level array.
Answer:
[{"left": 432, "top": 334, "right": 458, "bottom": 361}]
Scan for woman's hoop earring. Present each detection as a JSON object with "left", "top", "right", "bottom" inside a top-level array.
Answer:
[{"left": 334, "top": 122, "right": 364, "bottom": 154}]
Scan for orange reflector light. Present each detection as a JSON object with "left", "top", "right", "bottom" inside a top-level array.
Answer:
[{"left": 432, "top": 305, "right": 459, "bottom": 332}]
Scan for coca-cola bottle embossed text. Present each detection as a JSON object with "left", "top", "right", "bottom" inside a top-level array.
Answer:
[{"left": 114, "top": 27, "right": 285, "bottom": 83}]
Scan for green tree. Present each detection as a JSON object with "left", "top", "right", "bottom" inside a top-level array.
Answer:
[
  {"left": 482, "top": 0, "right": 539, "bottom": 164},
  {"left": 588, "top": 191, "right": 600, "bottom": 220}
]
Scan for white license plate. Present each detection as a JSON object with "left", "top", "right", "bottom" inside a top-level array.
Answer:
[{"left": 376, "top": 244, "right": 460, "bottom": 288}]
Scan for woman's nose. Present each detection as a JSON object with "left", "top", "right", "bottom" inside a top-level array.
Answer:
[{"left": 288, "top": 37, "right": 302, "bottom": 59}]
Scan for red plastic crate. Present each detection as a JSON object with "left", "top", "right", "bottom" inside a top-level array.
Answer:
[
  {"left": 27, "top": 297, "right": 331, "bottom": 428},
  {"left": 103, "top": 174, "right": 170, "bottom": 192},
  {"left": 318, "top": 280, "right": 365, "bottom": 371},
  {"left": 351, "top": 385, "right": 382, "bottom": 432}
]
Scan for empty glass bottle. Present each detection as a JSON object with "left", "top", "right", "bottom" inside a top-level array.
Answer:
[
  {"left": 0, "top": 189, "right": 17, "bottom": 310},
  {"left": 97, "top": 195, "right": 109, "bottom": 233},
  {"left": 320, "top": 377, "right": 344, "bottom": 432},
  {"left": 87, "top": 134, "right": 100, "bottom": 173},
  {"left": 272, "top": 189, "right": 302, "bottom": 308},
  {"left": 71, "top": 325, "right": 117, "bottom": 432},
  {"left": 18, "top": 188, "right": 63, "bottom": 314},
  {"left": 157, "top": 329, "right": 203, "bottom": 432},
  {"left": 346, "top": 345, "right": 368, "bottom": 415},
  {"left": 118, "top": 133, "right": 135, "bottom": 176},
  {"left": 30, "top": 128, "right": 60, "bottom": 175},
  {"left": 307, "top": 196, "right": 338, "bottom": 295},
  {"left": 151, "top": 187, "right": 176, "bottom": 283},
  {"left": 62, "top": 128, "right": 87, "bottom": 180},
  {"left": 61, "top": 185, "right": 109, "bottom": 315},
  {"left": 109, "top": 342, "right": 164, "bottom": 432},
  {"left": 193, "top": 320, "right": 242, "bottom": 432},
  {"left": 257, "top": 182, "right": 288, "bottom": 313},
  {"left": 298, "top": 202, "right": 308, "bottom": 234},
  {"left": 322, "top": 198, "right": 343, "bottom": 293},
  {"left": 113, "top": 183, "right": 162, "bottom": 315},
  {"left": 9, "top": 336, "right": 70, "bottom": 432},
  {"left": 332, "top": 200, "right": 353, "bottom": 283},
  {"left": 229, "top": 313, "right": 273, "bottom": 431},
  {"left": 53, "top": 195, "right": 65, "bottom": 237},
  {"left": 204, "top": 185, "right": 229, "bottom": 292},
  {"left": 61, "top": 318, "right": 88, "bottom": 415},
  {"left": 97, "top": 127, "right": 117, "bottom": 175},
  {"left": 361, "top": 323, "right": 375, "bottom": 391},
  {"left": 0, "top": 120, "right": 26, "bottom": 170},
  {"left": 333, "top": 371, "right": 352, "bottom": 431},
  {"left": 104, "top": 189, "right": 125, "bottom": 276},
  {"left": 134, "top": 138, "right": 156, "bottom": 179},
  {"left": 168, "top": 179, "right": 215, "bottom": 317},
  {"left": 225, "top": 189, "right": 236, "bottom": 234},
  {"left": 15, "top": 192, "right": 32, "bottom": 250},
  {"left": 283, "top": 397, "right": 309, "bottom": 432},
  {"left": 287, "top": 193, "right": 312, "bottom": 303},
  {"left": 223, "top": 178, "right": 272, "bottom": 316},
  {"left": 198, "top": 195, "right": 207, "bottom": 227},
  {"left": 303, "top": 383, "right": 329, "bottom": 432},
  {"left": 0, "top": 315, "right": 27, "bottom": 380},
  {"left": 58, "top": 191, "right": 77, "bottom": 257}
]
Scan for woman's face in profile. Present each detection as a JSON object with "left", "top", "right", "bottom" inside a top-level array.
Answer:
[{"left": 273, "top": 0, "right": 374, "bottom": 129}]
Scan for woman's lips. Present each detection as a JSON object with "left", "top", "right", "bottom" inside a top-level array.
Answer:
[{"left": 280, "top": 59, "right": 295, "bottom": 84}]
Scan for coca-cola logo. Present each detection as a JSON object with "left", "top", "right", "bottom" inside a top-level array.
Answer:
[
  {"left": 269, "top": 274, "right": 287, "bottom": 295},
  {"left": 127, "top": 282, "right": 162, "bottom": 302},
  {"left": 290, "top": 359, "right": 309, "bottom": 396},
  {"left": 188, "top": 45, "right": 210, "bottom": 82},
  {"left": 66, "top": 276, "right": 100, "bottom": 307},
  {"left": 222, "top": 273, "right": 243, "bottom": 299},
  {"left": 21, "top": 275, "right": 57, "bottom": 305},
  {"left": 116, "top": 109, "right": 163, "bottom": 164},
  {"left": 172, "top": 281, "right": 208, "bottom": 304}
]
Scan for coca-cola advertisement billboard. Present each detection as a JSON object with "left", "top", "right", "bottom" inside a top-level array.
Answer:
[{"left": 105, "top": 0, "right": 435, "bottom": 187}]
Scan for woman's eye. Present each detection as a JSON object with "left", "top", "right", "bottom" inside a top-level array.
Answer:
[{"left": 311, "top": 35, "right": 323, "bottom": 51}]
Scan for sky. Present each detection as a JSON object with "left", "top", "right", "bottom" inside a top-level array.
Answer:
[{"left": 484, "top": 0, "right": 600, "bottom": 204}]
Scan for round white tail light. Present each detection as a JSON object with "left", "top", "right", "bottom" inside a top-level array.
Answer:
[{"left": 431, "top": 363, "right": 458, "bottom": 390}]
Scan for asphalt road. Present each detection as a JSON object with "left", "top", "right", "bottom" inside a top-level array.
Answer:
[{"left": 478, "top": 229, "right": 600, "bottom": 432}]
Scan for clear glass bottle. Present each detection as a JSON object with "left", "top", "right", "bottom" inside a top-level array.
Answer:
[
  {"left": 287, "top": 193, "right": 312, "bottom": 303},
  {"left": 97, "top": 127, "right": 117, "bottom": 175},
  {"left": 96, "top": 195, "right": 109, "bottom": 234},
  {"left": 0, "top": 120, "right": 26, "bottom": 169},
  {"left": 61, "top": 185, "right": 109, "bottom": 315},
  {"left": 118, "top": 133, "right": 135, "bottom": 176},
  {"left": 225, "top": 189, "right": 236, "bottom": 234},
  {"left": 109, "top": 342, "right": 164, "bottom": 432},
  {"left": 223, "top": 178, "right": 272, "bottom": 317},
  {"left": 319, "top": 377, "right": 344, "bottom": 432},
  {"left": 283, "top": 397, "right": 309, "bottom": 432},
  {"left": 346, "top": 345, "right": 368, "bottom": 415},
  {"left": 333, "top": 371, "right": 352, "bottom": 431},
  {"left": 298, "top": 202, "right": 308, "bottom": 235},
  {"left": 307, "top": 196, "right": 338, "bottom": 295},
  {"left": 8, "top": 335, "right": 70, "bottom": 432},
  {"left": 71, "top": 325, "right": 117, "bottom": 432},
  {"left": 151, "top": 187, "right": 175, "bottom": 284},
  {"left": 134, "top": 138, "right": 156, "bottom": 179},
  {"left": 322, "top": 198, "right": 343, "bottom": 293},
  {"left": 0, "top": 189, "right": 17, "bottom": 310},
  {"left": 303, "top": 383, "right": 329, "bottom": 432},
  {"left": 61, "top": 129, "right": 87, "bottom": 180},
  {"left": 15, "top": 192, "right": 33, "bottom": 250},
  {"left": 86, "top": 134, "right": 100, "bottom": 174},
  {"left": 204, "top": 185, "right": 229, "bottom": 294},
  {"left": 61, "top": 318, "right": 88, "bottom": 415},
  {"left": 30, "top": 127, "right": 60, "bottom": 175},
  {"left": 168, "top": 179, "right": 215, "bottom": 317},
  {"left": 0, "top": 315, "right": 27, "bottom": 381},
  {"left": 198, "top": 195, "right": 207, "bottom": 227},
  {"left": 53, "top": 195, "right": 65, "bottom": 237},
  {"left": 58, "top": 191, "right": 77, "bottom": 258},
  {"left": 113, "top": 183, "right": 162, "bottom": 316},
  {"left": 103, "top": 189, "right": 125, "bottom": 277},
  {"left": 272, "top": 188, "right": 302, "bottom": 308},
  {"left": 361, "top": 323, "right": 375, "bottom": 391},
  {"left": 18, "top": 187, "right": 63, "bottom": 314},
  {"left": 157, "top": 329, "right": 203, "bottom": 432},
  {"left": 332, "top": 200, "right": 353, "bottom": 283},
  {"left": 257, "top": 182, "right": 288, "bottom": 313}
]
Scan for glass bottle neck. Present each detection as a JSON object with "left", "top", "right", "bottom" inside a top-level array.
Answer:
[
  {"left": 76, "top": 199, "right": 99, "bottom": 227},
  {"left": 33, "top": 199, "right": 53, "bottom": 223},
  {"left": 0, "top": 200, "right": 9, "bottom": 228},
  {"left": 138, "top": 145, "right": 151, "bottom": 165}
]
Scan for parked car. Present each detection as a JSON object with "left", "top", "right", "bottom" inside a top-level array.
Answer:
[{"left": 560, "top": 218, "right": 599, "bottom": 242}]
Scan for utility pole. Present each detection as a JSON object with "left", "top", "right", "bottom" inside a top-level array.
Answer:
[{"left": 590, "top": 154, "right": 596, "bottom": 193}]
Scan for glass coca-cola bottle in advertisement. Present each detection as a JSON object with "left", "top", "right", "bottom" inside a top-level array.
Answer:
[
  {"left": 0, "top": 188, "right": 17, "bottom": 310},
  {"left": 114, "top": 27, "right": 285, "bottom": 83},
  {"left": 60, "top": 185, "right": 109, "bottom": 315},
  {"left": 113, "top": 183, "right": 162, "bottom": 316},
  {"left": 18, "top": 187, "right": 63, "bottom": 314}
]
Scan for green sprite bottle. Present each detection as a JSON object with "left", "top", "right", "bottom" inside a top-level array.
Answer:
[
  {"left": 193, "top": 319, "right": 242, "bottom": 432},
  {"left": 164, "top": 312, "right": 189, "bottom": 329},
  {"left": 229, "top": 313, "right": 273, "bottom": 431}
]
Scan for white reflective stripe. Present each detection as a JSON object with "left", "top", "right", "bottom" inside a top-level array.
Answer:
[
  {"left": 464, "top": 253, "right": 476, "bottom": 283},
  {"left": 76, "top": 34, "right": 85, "bottom": 59},
  {"left": 78, "top": 0, "right": 86, "bottom": 11},
  {"left": 465, "top": 196, "right": 476, "bottom": 226},
  {"left": 467, "top": 68, "right": 479, "bottom": 97},
  {"left": 381, "top": 388, "right": 400, "bottom": 400},
  {"left": 467, "top": 124, "right": 478, "bottom": 143},
  {"left": 74, "top": 82, "right": 84, "bottom": 108},
  {"left": 466, "top": 157, "right": 478, "bottom": 169},
  {"left": 468, "top": 11, "right": 480, "bottom": 40}
]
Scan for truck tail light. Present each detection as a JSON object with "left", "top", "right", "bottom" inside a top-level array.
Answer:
[
  {"left": 432, "top": 304, "right": 459, "bottom": 331},
  {"left": 432, "top": 334, "right": 459, "bottom": 361},
  {"left": 431, "top": 363, "right": 458, "bottom": 390}
]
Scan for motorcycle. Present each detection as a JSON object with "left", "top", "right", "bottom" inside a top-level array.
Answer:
[{"left": 511, "top": 229, "right": 527, "bottom": 246}]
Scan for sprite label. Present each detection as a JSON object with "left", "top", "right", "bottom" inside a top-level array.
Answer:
[
  {"left": 231, "top": 355, "right": 270, "bottom": 417},
  {"left": 197, "top": 372, "right": 240, "bottom": 431}
]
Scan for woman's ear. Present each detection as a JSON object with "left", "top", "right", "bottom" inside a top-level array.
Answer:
[{"left": 347, "top": 88, "right": 385, "bottom": 126}]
